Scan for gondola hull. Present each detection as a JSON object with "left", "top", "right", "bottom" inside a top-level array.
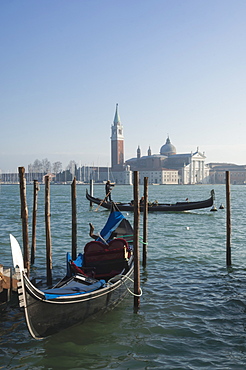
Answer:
[
  {"left": 18, "top": 267, "right": 133, "bottom": 339},
  {"left": 86, "top": 189, "right": 215, "bottom": 212}
]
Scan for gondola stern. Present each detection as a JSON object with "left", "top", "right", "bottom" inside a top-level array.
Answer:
[
  {"left": 211, "top": 189, "right": 215, "bottom": 202},
  {"left": 9, "top": 234, "right": 42, "bottom": 340}
]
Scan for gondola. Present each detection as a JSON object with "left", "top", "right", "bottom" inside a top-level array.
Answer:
[
  {"left": 86, "top": 189, "right": 215, "bottom": 212},
  {"left": 10, "top": 204, "right": 135, "bottom": 340}
]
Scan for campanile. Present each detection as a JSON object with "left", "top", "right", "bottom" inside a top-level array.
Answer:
[{"left": 111, "top": 104, "right": 124, "bottom": 169}]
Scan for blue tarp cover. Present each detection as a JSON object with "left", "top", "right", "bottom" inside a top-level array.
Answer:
[
  {"left": 99, "top": 210, "right": 125, "bottom": 241},
  {"left": 43, "top": 279, "right": 105, "bottom": 299}
]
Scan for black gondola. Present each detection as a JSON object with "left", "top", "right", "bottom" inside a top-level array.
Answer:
[
  {"left": 86, "top": 189, "right": 215, "bottom": 212},
  {"left": 10, "top": 205, "right": 134, "bottom": 340}
]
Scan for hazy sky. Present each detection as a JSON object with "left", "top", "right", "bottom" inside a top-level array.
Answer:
[{"left": 1, "top": 0, "right": 246, "bottom": 172}]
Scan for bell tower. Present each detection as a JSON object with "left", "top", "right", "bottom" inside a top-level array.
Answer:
[{"left": 111, "top": 104, "right": 124, "bottom": 169}]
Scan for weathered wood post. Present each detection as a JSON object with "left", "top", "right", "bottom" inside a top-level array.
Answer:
[
  {"left": 89, "top": 179, "right": 94, "bottom": 207},
  {"left": 31, "top": 180, "right": 39, "bottom": 265},
  {"left": 45, "top": 175, "right": 52, "bottom": 286},
  {"left": 133, "top": 171, "right": 141, "bottom": 312},
  {"left": 142, "top": 177, "right": 148, "bottom": 268},
  {"left": 226, "top": 171, "right": 232, "bottom": 267},
  {"left": 18, "top": 167, "right": 30, "bottom": 276},
  {"left": 71, "top": 177, "right": 77, "bottom": 260}
]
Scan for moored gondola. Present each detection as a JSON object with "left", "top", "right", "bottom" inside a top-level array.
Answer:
[
  {"left": 86, "top": 189, "right": 215, "bottom": 212},
  {"left": 10, "top": 204, "right": 134, "bottom": 340}
]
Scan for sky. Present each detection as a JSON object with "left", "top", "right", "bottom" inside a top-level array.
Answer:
[{"left": 1, "top": 0, "right": 246, "bottom": 172}]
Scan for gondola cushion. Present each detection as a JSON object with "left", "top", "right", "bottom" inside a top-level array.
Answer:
[
  {"left": 83, "top": 238, "right": 130, "bottom": 277},
  {"left": 84, "top": 239, "right": 129, "bottom": 262}
]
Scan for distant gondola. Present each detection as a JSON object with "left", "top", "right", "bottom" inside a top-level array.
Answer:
[
  {"left": 10, "top": 204, "right": 134, "bottom": 340},
  {"left": 86, "top": 189, "right": 215, "bottom": 212}
]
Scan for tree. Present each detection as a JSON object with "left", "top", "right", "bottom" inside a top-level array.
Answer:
[
  {"left": 32, "top": 159, "right": 43, "bottom": 172},
  {"left": 53, "top": 161, "right": 63, "bottom": 174},
  {"left": 42, "top": 158, "right": 51, "bottom": 173}
]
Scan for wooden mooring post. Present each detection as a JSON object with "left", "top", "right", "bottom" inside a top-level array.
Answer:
[
  {"left": 31, "top": 180, "right": 39, "bottom": 265},
  {"left": 133, "top": 171, "right": 141, "bottom": 312},
  {"left": 89, "top": 179, "right": 94, "bottom": 207},
  {"left": 45, "top": 175, "right": 52, "bottom": 286},
  {"left": 71, "top": 177, "right": 77, "bottom": 260},
  {"left": 18, "top": 167, "right": 30, "bottom": 276},
  {"left": 142, "top": 177, "right": 148, "bottom": 268},
  {"left": 226, "top": 171, "right": 232, "bottom": 267}
]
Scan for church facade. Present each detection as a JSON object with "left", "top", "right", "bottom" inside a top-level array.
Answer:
[{"left": 125, "top": 137, "right": 210, "bottom": 185}]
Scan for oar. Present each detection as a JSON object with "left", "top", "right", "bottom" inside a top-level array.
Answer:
[{"left": 95, "top": 190, "right": 111, "bottom": 211}]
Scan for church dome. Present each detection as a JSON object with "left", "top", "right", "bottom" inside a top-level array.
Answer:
[{"left": 160, "top": 136, "right": 176, "bottom": 156}]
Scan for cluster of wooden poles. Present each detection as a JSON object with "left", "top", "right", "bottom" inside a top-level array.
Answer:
[
  {"left": 17, "top": 165, "right": 233, "bottom": 310},
  {"left": 18, "top": 167, "right": 148, "bottom": 311}
]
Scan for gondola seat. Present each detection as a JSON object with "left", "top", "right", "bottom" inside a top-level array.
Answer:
[{"left": 83, "top": 238, "right": 131, "bottom": 279}]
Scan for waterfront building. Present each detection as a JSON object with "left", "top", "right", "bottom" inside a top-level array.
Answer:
[
  {"left": 125, "top": 137, "right": 210, "bottom": 184},
  {"left": 138, "top": 169, "right": 178, "bottom": 185},
  {"left": 208, "top": 163, "right": 246, "bottom": 184}
]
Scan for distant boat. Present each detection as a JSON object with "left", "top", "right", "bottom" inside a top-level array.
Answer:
[{"left": 86, "top": 189, "right": 215, "bottom": 212}]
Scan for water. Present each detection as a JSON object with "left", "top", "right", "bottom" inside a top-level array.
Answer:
[{"left": 1, "top": 184, "right": 246, "bottom": 369}]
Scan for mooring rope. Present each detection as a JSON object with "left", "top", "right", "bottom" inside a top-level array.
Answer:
[
  {"left": 107, "top": 274, "right": 143, "bottom": 297},
  {"left": 138, "top": 236, "right": 148, "bottom": 245},
  {"left": 116, "top": 234, "right": 148, "bottom": 245}
]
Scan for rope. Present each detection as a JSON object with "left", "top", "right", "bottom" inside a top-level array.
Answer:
[
  {"left": 117, "top": 234, "right": 134, "bottom": 238},
  {"left": 116, "top": 234, "right": 134, "bottom": 243},
  {"left": 115, "top": 234, "right": 148, "bottom": 245},
  {"left": 107, "top": 274, "right": 143, "bottom": 297},
  {"left": 138, "top": 236, "right": 148, "bottom": 245}
]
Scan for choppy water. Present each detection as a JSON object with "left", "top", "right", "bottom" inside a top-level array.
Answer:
[{"left": 1, "top": 184, "right": 246, "bottom": 369}]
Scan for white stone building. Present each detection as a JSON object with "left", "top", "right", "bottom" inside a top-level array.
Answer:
[{"left": 126, "top": 137, "right": 210, "bottom": 185}]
